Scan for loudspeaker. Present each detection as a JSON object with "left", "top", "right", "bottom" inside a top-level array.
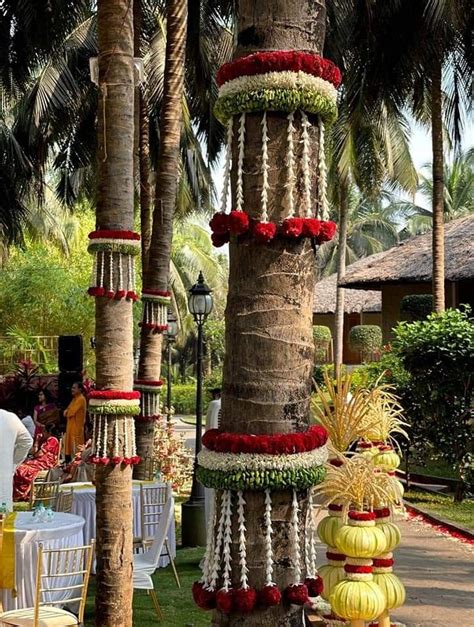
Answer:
[
  {"left": 58, "top": 335, "right": 83, "bottom": 373},
  {"left": 57, "top": 371, "right": 83, "bottom": 409}
]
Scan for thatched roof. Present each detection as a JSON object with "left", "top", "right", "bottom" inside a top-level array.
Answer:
[
  {"left": 339, "top": 214, "right": 474, "bottom": 290},
  {"left": 314, "top": 273, "right": 381, "bottom": 314}
]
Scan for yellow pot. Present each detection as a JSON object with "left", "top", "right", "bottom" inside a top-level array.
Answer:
[
  {"left": 318, "top": 561, "right": 346, "bottom": 601},
  {"left": 376, "top": 521, "right": 401, "bottom": 553},
  {"left": 317, "top": 513, "right": 343, "bottom": 548},
  {"left": 331, "top": 579, "right": 386, "bottom": 621},
  {"left": 373, "top": 572, "right": 406, "bottom": 609},
  {"left": 336, "top": 522, "right": 387, "bottom": 559},
  {"left": 373, "top": 450, "right": 400, "bottom": 471}
]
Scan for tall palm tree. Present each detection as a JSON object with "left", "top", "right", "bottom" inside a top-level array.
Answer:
[{"left": 94, "top": 1, "right": 135, "bottom": 624}]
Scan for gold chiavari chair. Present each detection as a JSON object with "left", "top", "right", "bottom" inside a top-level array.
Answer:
[
  {"left": 0, "top": 540, "right": 95, "bottom": 626},
  {"left": 134, "top": 484, "right": 180, "bottom": 587},
  {"left": 29, "top": 480, "right": 60, "bottom": 511},
  {"left": 55, "top": 489, "right": 74, "bottom": 513},
  {"left": 140, "top": 456, "right": 159, "bottom": 481}
]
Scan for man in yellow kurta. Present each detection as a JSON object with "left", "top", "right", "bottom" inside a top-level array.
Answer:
[{"left": 63, "top": 382, "right": 87, "bottom": 461}]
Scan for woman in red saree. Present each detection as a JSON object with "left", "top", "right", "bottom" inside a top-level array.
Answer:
[{"left": 13, "top": 425, "right": 60, "bottom": 501}]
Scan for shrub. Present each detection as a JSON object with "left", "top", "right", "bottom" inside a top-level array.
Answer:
[
  {"left": 393, "top": 308, "right": 474, "bottom": 500},
  {"left": 169, "top": 384, "right": 196, "bottom": 414},
  {"left": 400, "top": 294, "right": 433, "bottom": 321},
  {"left": 204, "top": 369, "right": 223, "bottom": 394},
  {"left": 348, "top": 325, "right": 382, "bottom": 361},
  {"left": 313, "top": 325, "right": 332, "bottom": 363}
]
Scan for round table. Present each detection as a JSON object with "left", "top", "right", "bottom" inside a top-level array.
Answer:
[
  {"left": 59, "top": 481, "right": 176, "bottom": 567},
  {"left": 0, "top": 512, "right": 85, "bottom": 612}
]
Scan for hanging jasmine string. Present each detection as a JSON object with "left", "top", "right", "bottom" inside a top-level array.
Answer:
[
  {"left": 237, "top": 491, "right": 249, "bottom": 589},
  {"left": 220, "top": 119, "right": 233, "bottom": 214},
  {"left": 292, "top": 489, "right": 302, "bottom": 583},
  {"left": 264, "top": 488, "right": 274, "bottom": 585},
  {"left": 301, "top": 111, "right": 313, "bottom": 218},
  {"left": 210, "top": 490, "right": 226, "bottom": 590},
  {"left": 222, "top": 490, "right": 233, "bottom": 591},
  {"left": 236, "top": 113, "right": 246, "bottom": 213},
  {"left": 261, "top": 112, "right": 270, "bottom": 222},
  {"left": 318, "top": 118, "right": 329, "bottom": 221},
  {"left": 286, "top": 112, "right": 296, "bottom": 218}
]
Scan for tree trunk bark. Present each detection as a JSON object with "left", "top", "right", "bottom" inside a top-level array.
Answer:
[
  {"left": 215, "top": 2, "right": 326, "bottom": 625},
  {"left": 431, "top": 58, "right": 445, "bottom": 312},
  {"left": 95, "top": 1, "right": 135, "bottom": 625},
  {"left": 134, "top": 0, "right": 188, "bottom": 475},
  {"left": 334, "top": 180, "right": 349, "bottom": 377}
]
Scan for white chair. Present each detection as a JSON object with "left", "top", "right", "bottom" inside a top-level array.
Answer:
[
  {"left": 133, "top": 497, "right": 175, "bottom": 618},
  {"left": 0, "top": 540, "right": 94, "bottom": 626}
]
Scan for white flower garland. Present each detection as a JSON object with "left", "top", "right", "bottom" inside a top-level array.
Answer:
[
  {"left": 210, "top": 490, "right": 226, "bottom": 590},
  {"left": 197, "top": 445, "right": 328, "bottom": 473},
  {"left": 218, "top": 72, "right": 338, "bottom": 104},
  {"left": 237, "top": 491, "right": 249, "bottom": 588},
  {"left": 291, "top": 488, "right": 302, "bottom": 582},
  {"left": 222, "top": 490, "right": 233, "bottom": 591},
  {"left": 89, "top": 398, "right": 140, "bottom": 408},
  {"left": 220, "top": 119, "right": 233, "bottom": 214},
  {"left": 236, "top": 112, "right": 246, "bottom": 213},
  {"left": 286, "top": 112, "right": 296, "bottom": 217},
  {"left": 264, "top": 488, "right": 274, "bottom": 585},
  {"left": 260, "top": 111, "right": 270, "bottom": 222},
  {"left": 301, "top": 111, "right": 312, "bottom": 218},
  {"left": 305, "top": 488, "right": 317, "bottom": 578},
  {"left": 201, "top": 490, "right": 216, "bottom": 589},
  {"left": 318, "top": 118, "right": 329, "bottom": 221}
]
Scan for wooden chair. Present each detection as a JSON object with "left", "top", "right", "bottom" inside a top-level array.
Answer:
[
  {"left": 0, "top": 540, "right": 95, "bottom": 626},
  {"left": 133, "top": 484, "right": 180, "bottom": 587},
  {"left": 55, "top": 489, "right": 74, "bottom": 513},
  {"left": 140, "top": 456, "right": 159, "bottom": 481},
  {"left": 29, "top": 480, "right": 60, "bottom": 510}
]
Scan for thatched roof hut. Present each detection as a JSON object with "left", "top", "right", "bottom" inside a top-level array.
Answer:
[
  {"left": 339, "top": 214, "right": 474, "bottom": 290},
  {"left": 313, "top": 273, "right": 381, "bottom": 314}
]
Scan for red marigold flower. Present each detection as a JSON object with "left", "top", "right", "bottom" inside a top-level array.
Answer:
[
  {"left": 258, "top": 584, "right": 282, "bottom": 607},
  {"left": 202, "top": 429, "right": 218, "bottom": 449},
  {"left": 228, "top": 210, "right": 250, "bottom": 235},
  {"left": 304, "top": 576, "right": 324, "bottom": 598},
  {"left": 253, "top": 221, "right": 277, "bottom": 244},
  {"left": 192, "top": 582, "right": 216, "bottom": 610},
  {"left": 283, "top": 583, "right": 309, "bottom": 606},
  {"left": 211, "top": 232, "right": 230, "bottom": 248},
  {"left": 281, "top": 217, "right": 304, "bottom": 238},
  {"left": 114, "top": 290, "right": 126, "bottom": 300},
  {"left": 209, "top": 212, "right": 230, "bottom": 235},
  {"left": 317, "top": 220, "right": 337, "bottom": 243},
  {"left": 105, "top": 290, "right": 115, "bottom": 299},
  {"left": 216, "top": 588, "right": 234, "bottom": 614},
  {"left": 302, "top": 218, "right": 322, "bottom": 238},
  {"left": 234, "top": 587, "right": 257, "bottom": 613},
  {"left": 111, "top": 456, "right": 123, "bottom": 465}
]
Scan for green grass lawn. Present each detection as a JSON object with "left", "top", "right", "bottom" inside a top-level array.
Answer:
[
  {"left": 404, "top": 489, "right": 474, "bottom": 531},
  {"left": 409, "top": 458, "right": 457, "bottom": 479},
  {"left": 84, "top": 546, "right": 209, "bottom": 626}
]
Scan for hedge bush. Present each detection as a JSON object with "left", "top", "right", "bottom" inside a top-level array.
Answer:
[
  {"left": 349, "top": 325, "right": 382, "bottom": 361},
  {"left": 400, "top": 294, "right": 433, "bottom": 321},
  {"left": 169, "top": 374, "right": 223, "bottom": 414},
  {"left": 313, "top": 325, "right": 332, "bottom": 363}
]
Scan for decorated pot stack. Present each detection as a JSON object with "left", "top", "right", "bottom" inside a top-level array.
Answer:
[
  {"left": 373, "top": 446, "right": 404, "bottom": 497},
  {"left": 371, "top": 508, "right": 405, "bottom": 627},
  {"left": 331, "top": 511, "right": 387, "bottom": 626},
  {"left": 193, "top": 426, "right": 329, "bottom": 613},
  {"left": 317, "top": 504, "right": 346, "bottom": 602}
]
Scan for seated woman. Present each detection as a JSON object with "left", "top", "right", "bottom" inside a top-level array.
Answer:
[
  {"left": 62, "top": 439, "right": 95, "bottom": 483},
  {"left": 13, "top": 424, "right": 60, "bottom": 501}
]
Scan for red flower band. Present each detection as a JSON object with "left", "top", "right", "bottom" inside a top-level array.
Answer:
[
  {"left": 375, "top": 508, "right": 391, "bottom": 519},
  {"left": 139, "top": 323, "right": 168, "bottom": 332},
  {"left": 345, "top": 564, "right": 372, "bottom": 574},
  {"left": 217, "top": 51, "right": 342, "bottom": 88},
  {"left": 348, "top": 511, "right": 376, "bottom": 521},
  {"left": 89, "top": 230, "right": 140, "bottom": 240},
  {"left": 326, "top": 552, "right": 346, "bottom": 561},
  {"left": 202, "top": 425, "right": 328, "bottom": 455},
  {"left": 141, "top": 289, "right": 171, "bottom": 297},
  {"left": 373, "top": 558, "right": 394, "bottom": 568},
  {"left": 134, "top": 380, "right": 164, "bottom": 387},
  {"left": 89, "top": 390, "right": 141, "bottom": 400}
]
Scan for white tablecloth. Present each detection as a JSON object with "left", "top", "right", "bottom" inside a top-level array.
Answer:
[
  {"left": 59, "top": 481, "right": 176, "bottom": 567},
  {"left": 0, "top": 512, "right": 85, "bottom": 612}
]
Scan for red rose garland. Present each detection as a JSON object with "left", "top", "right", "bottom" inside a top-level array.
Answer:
[
  {"left": 217, "top": 51, "right": 342, "bottom": 89},
  {"left": 228, "top": 210, "right": 250, "bottom": 235},
  {"left": 253, "top": 221, "right": 277, "bottom": 243},
  {"left": 202, "top": 425, "right": 328, "bottom": 455},
  {"left": 89, "top": 230, "right": 141, "bottom": 240},
  {"left": 88, "top": 390, "right": 140, "bottom": 401}
]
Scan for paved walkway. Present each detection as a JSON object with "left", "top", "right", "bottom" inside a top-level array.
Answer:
[{"left": 314, "top": 510, "right": 473, "bottom": 627}]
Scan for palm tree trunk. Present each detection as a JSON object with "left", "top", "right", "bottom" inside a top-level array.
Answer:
[
  {"left": 215, "top": 1, "right": 326, "bottom": 624},
  {"left": 431, "top": 58, "right": 445, "bottom": 312},
  {"left": 134, "top": 0, "right": 188, "bottom": 474},
  {"left": 95, "top": 1, "right": 135, "bottom": 625},
  {"left": 334, "top": 179, "right": 349, "bottom": 376}
]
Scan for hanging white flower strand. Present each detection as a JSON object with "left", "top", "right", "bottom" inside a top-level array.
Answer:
[
  {"left": 286, "top": 112, "right": 296, "bottom": 218},
  {"left": 301, "top": 111, "right": 313, "bottom": 218},
  {"left": 305, "top": 489, "right": 317, "bottom": 578},
  {"left": 220, "top": 119, "right": 233, "bottom": 214},
  {"left": 222, "top": 490, "right": 233, "bottom": 591},
  {"left": 291, "top": 489, "right": 302, "bottom": 583},
  {"left": 99, "top": 251, "right": 105, "bottom": 290},
  {"left": 237, "top": 491, "right": 249, "bottom": 589},
  {"left": 260, "top": 111, "right": 270, "bottom": 223},
  {"left": 236, "top": 113, "right": 246, "bottom": 213},
  {"left": 210, "top": 490, "right": 226, "bottom": 590},
  {"left": 264, "top": 488, "right": 274, "bottom": 585},
  {"left": 318, "top": 118, "right": 329, "bottom": 221},
  {"left": 201, "top": 490, "right": 216, "bottom": 589}
]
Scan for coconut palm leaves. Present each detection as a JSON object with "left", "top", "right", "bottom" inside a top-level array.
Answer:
[{"left": 359, "top": 384, "right": 410, "bottom": 447}]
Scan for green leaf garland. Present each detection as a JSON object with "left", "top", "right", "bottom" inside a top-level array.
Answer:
[
  {"left": 197, "top": 464, "right": 326, "bottom": 491},
  {"left": 87, "top": 241, "right": 141, "bottom": 256},
  {"left": 88, "top": 404, "right": 141, "bottom": 416}
]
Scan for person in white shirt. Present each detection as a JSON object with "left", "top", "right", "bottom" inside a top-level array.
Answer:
[{"left": 0, "top": 409, "right": 34, "bottom": 511}]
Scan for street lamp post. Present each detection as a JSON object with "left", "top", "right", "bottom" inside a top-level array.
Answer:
[
  {"left": 165, "top": 310, "right": 178, "bottom": 422},
  {"left": 181, "top": 272, "right": 213, "bottom": 547}
]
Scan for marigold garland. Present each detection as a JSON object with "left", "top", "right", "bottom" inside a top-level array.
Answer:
[{"left": 202, "top": 425, "right": 328, "bottom": 454}]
